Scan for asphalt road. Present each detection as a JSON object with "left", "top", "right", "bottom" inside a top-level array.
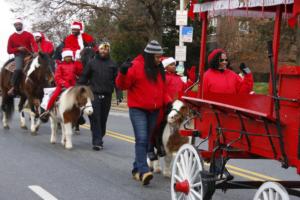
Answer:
[{"left": 0, "top": 109, "right": 299, "bottom": 200}]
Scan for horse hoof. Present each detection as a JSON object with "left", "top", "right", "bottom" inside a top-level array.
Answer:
[
  {"left": 65, "top": 145, "right": 72, "bottom": 150},
  {"left": 21, "top": 126, "right": 28, "bottom": 130},
  {"left": 163, "top": 171, "right": 171, "bottom": 178},
  {"left": 153, "top": 168, "right": 162, "bottom": 174},
  {"left": 3, "top": 126, "right": 9, "bottom": 130},
  {"left": 31, "top": 131, "right": 37, "bottom": 136}
]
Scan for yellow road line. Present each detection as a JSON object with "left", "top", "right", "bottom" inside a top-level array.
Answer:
[
  {"left": 80, "top": 124, "right": 280, "bottom": 182},
  {"left": 226, "top": 164, "right": 280, "bottom": 181},
  {"left": 107, "top": 130, "right": 135, "bottom": 140},
  {"left": 106, "top": 133, "right": 135, "bottom": 144},
  {"left": 81, "top": 124, "right": 135, "bottom": 142}
]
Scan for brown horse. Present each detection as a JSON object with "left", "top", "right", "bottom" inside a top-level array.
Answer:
[
  {"left": 49, "top": 86, "right": 94, "bottom": 149},
  {"left": 1, "top": 52, "right": 53, "bottom": 133}
]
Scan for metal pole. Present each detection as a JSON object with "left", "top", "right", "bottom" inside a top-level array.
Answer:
[
  {"left": 178, "top": 0, "right": 185, "bottom": 74},
  {"left": 198, "top": 12, "right": 208, "bottom": 98}
]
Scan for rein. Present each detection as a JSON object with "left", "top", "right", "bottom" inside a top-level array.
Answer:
[{"left": 171, "top": 108, "right": 185, "bottom": 120}]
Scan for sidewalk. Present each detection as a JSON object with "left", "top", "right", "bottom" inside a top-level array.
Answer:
[{"left": 111, "top": 101, "right": 128, "bottom": 112}]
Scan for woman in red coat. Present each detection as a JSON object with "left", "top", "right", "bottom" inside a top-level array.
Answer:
[
  {"left": 40, "top": 48, "right": 82, "bottom": 120},
  {"left": 203, "top": 48, "right": 253, "bottom": 94},
  {"left": 116, "top": 40, "right": 171, "bottom": 186}
]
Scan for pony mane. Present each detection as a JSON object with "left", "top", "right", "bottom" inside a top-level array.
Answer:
[
  {"left": 58, "top": 86, "right": 94, "bottom": 113},
  {"left": 26, "top": 57, "right": 40, "bottom": 77}
]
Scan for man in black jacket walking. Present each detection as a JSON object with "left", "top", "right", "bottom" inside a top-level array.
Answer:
[{"left": 77, "top": 42, "right": 122, "bottom": 151}]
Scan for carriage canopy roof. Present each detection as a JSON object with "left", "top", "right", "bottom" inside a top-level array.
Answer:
[{"left": 193, "top": 0, "right": 294, "bottom": 13}]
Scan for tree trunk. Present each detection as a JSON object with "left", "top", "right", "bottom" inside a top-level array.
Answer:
[{"left": 296, "top": 23, "right": 300, "bottom": 65}]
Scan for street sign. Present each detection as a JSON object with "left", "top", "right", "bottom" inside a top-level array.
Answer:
[
  {"left": 175, "top": 45, "right": 187, "bottom": 62},
  {"left": 176, "top": 10, "right": 188, "bottom": 26},
  {"left": 181, "top": 26, "right": 193, "bottom": 43}
]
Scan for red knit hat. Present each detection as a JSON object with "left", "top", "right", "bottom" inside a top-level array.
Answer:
[{"left": 208, "top": 48, "right": 225, "bottom": 64}]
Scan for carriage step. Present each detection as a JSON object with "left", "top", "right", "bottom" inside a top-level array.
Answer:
[{"left": 179, "top": 129, "right": 201, "bottom": 137}]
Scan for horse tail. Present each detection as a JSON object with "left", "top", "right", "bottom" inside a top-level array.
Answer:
[{"left": 1, "top": 95, "right": 14, "bottom": 120}]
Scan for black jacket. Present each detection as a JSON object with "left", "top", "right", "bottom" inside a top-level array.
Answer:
[{"left": 77, "top": 55, "right": 120, "bottom": 95}]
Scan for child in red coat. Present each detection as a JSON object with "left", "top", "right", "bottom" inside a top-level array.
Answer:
[{"left": 40, "top": 48, "right": 82, "bottom": 121}]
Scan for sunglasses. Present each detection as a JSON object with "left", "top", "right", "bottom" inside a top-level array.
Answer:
[{"left": 220, "top": 58, "right": 228, "bottom": 62}]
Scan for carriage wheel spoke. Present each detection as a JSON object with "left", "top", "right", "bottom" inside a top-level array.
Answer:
[
  {"left": 262, "top": 191, "right": 268, "bottom": 200},
  {"left": 177, "top": 162, "right": 185, "bottom": 180},
  {"left": 275, "top": 192, "right": 279, "bottom": 200},
  {"left": 269, "top": 189, "right": 274, "bottom": 200},
  {"left": 180, "top": 154, "right": 187, "bottom": 177},
  {"left": 191, "top": 188, "right": 202, "bottom": 199},
  {"left": 191, "top": 181, "right": 202, "bottom": 188},
  {"left": 175, "top": 174, "right": 183, "bottom": 182}
]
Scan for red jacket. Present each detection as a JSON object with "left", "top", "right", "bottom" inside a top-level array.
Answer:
[
  {"left": 203, "top": 69, "right": 253, "bottom": 94},
  {"left": 64, "top": 33, "right": 96, "bottom": 54},
  {"left": 116, "top": 55, "right": 171, "bottom": 110},
  {"left": 165, "top": 72, "right": 186, "bottom": 101},
  {"left": 7, "top": 31, "right": 38, "bottom": 55},
  {"left": 54, "top": 61, "right": 83, "bottom": 88},
  {"left": 37, "top": 33, "right": 54, "bottom": 55}
]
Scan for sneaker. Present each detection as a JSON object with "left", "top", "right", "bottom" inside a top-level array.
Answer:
[
  {"left": 141, "top": 172, "right": 153, "bottom": 186},
  {"left": 132, "top": 171, "right": 140, "bottom": 181},
  {"left": 92, "top": 145, "right": 103, "bottom": 151}
]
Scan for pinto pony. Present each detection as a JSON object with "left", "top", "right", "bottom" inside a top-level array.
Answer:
[
  {"left": 49, "top": 86, "right": 93, "bottom": 149},
  {"left": 0, "top": 52, "right": 53, "bottom": 133},
  {"left": 149, "top": 100, "right": 193, "bottom": 177}
]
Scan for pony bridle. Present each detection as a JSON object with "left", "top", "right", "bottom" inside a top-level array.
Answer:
[{"left": 171, "top": 108, "right": 186, "bottom": 120}]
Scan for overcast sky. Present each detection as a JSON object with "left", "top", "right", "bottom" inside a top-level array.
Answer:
[{"left": 0, "top": 0, "right": 14, "bottom": 66}]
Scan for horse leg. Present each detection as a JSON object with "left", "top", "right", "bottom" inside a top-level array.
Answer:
[
  {"left": 1, "top": 95, "right": 14, "bottom": 129},
  {"left": 153, "top": 159, "right": 162, "bottom": 174},
  {"left": 61, "top": 123, "right": 66, "bottom": 146},
  {"left": 2, "top": 112, "right": 9, "bottom": 129},
  {"left": 64, "top": 123, "right": 73, "bottom": 149},
  {"left": 163, "top": 153, "right": 173, "bottom": 178},
  {"left": 50, "top": 116, "right": 57, "bottom": 144},
  {"left": 18, "top": 96, "right": 27, "bottom": 129},
  {"left": 30, "top": 106, "right": 41, "bottom": 135}
]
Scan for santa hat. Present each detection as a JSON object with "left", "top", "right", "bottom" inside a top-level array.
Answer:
[
  {"left": 71, "top": 21, "right": 84, "bottom": 31},
  {"left": 61, "top": 48, "right": 74, "bottom": 60},
  {"left": 162, "top": 57, "right": 176, "bottom": 68},
  {"left": 33, "top": 32, "right": 42, "bottom": 37},
  {"left": 13, "top": 18, "right": 23, "bottom": 24},
  {"left": 208, "top": 48, "right": 225, "bottom": 64}
]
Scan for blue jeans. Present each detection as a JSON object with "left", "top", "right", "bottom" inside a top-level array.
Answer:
[{"left": 129, "top": 108, "right": 159, "bottom": 175}]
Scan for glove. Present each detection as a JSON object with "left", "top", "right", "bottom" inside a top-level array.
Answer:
[
  {"left": 120, "top": 58, "right": 132, "bottom": 75},
  {"left": 116, "top": 90, "right": 123, "bottom": 105},
  {"left": 239, "top": 63, "right": 251, "bottom": 75}
]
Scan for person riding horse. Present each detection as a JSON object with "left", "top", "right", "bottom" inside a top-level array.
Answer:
[
  {"left": 64, "top": 21, "right": 97, "bottom": 60},
  {"left": 40, "top": 48, "right": 83, "bottom": 122},
  {"left": 7, "top": 18, "right": 38, "bottom": 96},
  {"left": 33, "top": 32, "right": 55, "bottom": 72}
]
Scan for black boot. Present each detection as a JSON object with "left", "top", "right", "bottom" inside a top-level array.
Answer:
[{"left": 8, "top": 69, "right": 22, "bottom": 96}]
